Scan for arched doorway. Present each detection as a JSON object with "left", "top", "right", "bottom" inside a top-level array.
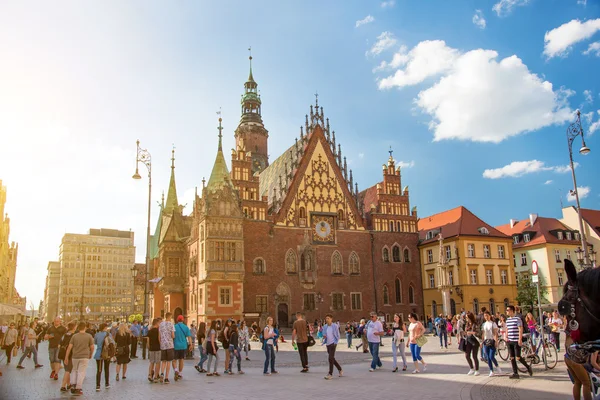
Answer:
[
  {"left": 277, "top": 303, "right": 289, "bottom": 328},
  {"left": 174, "top": 307, "right": 183, "bottom": 321}
]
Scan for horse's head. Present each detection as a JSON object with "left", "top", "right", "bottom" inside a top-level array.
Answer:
[{"left": 558, "top": 259, "right": 600, "bottom": 345}]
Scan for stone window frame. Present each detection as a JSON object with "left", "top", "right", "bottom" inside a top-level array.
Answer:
[
  {"left": 408, "top": 285, "right": 416, "bottom": 305},
  {"left": 349, "top": 252, "right": 360, "bottom": 275},
  {"left": 285, "top": 249, "right": 297, "bottom": 274},
  {"left": 395, "top": 278, "right": 403, "bottom": 304},
  {"left": 331, "top": 292, "right": 344, "bottom": 311},
  {"left": 331, "top": 251, "right": 343, "bottom": 275},
  {"left": 382, "top": 246, "right": 390, "bottom": 263},
  {"left": 350, "top": 292, "right": 362, "bottom": 311},
  {"left": 253, "top": 257, "right": 266, "bottom": 275},
  {"left": 256, "top": 295, "right": 268, "bottom": 313},
  {"left": 382, "top": 285, "right": 390, "bottom": 305},
  {"left": 219, "top": 286, "right": 232, "bottom": 307},
  {"left": 403, "top": 247, "right": 411, "bottom": 263},
  {"left": 392, "top": 244, "right": 401, "bottom": 263}
]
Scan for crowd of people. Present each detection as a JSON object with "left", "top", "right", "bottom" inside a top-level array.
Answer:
[{"left": 1, "top": 304, "right": 599, "bottom": 396}]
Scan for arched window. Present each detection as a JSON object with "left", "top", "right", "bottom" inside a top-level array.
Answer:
[
  {"left": 450, "top": 299, "right": 456, "bottom": 316},
  {"left": 389, "top": 221, "right": 395, "bottom": 232},
  {"left": 338, "top": 209, "right": 345, "bottom": 221},
  {"left": 504, "top": 298, "right": 510, "bottom": 310},
  {"left": 383, "top": 286, "right": 390, "bottom": 305},
  {"left": 403, "top": 248, "right": 411, "bottom": 263},
  {"left": 382, "top": 247, "right": 390, "bottom": 262},
  {"left": 395, "top": 278, "right": 402, "bottom": 303},
  {"left": 299, "top": 207, "right": 306, "bottom": 218},
  {"left": 432, "top": 300, "right": 437, "bottom": 316},
  {"left": 253, "top": 258, "right": 265, "bottom": 274},
  {"left": 408, "top": 285, "right": 415, "bottom": 304},
  {"left": 349, "top": 252, "right": 360, "bottom": 275},
  {"left": 392, "top": 245, "right": 401, "bottom": 262},
  {"left": 285, "top": 249, "right": 297, "bottom": 274},
  {"left": 331, "top": 251, "right": 343, "bottom": 275},
  {"left": 473, "top": 298, "right": 480, "bottom": 314},
  {"left": 301, "top": 250, "right": 312, "bottom": 271},
  {"left": 489, "top": 298, "right": 495, "bottom": 314}
]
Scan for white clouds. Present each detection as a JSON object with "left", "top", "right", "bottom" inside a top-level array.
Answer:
[
  {"left": 381, "top": 0, "right": 395, "bottom": 8},
  {"left": 544, "top": 180, "right": 553, "bottom": 185},
  {"left": 356, "top": 15, "right": 375, "bottom": 28},
  {"left": 367, "top": 32, "right": 397, "bottom": 56},
  {"left": 358, "top": 153, "right": 365, "bottom": 159},
  {"left": 568, "top": 186, "right": 591, "bottom": 201},
  {"left": 584, "top": 90, "right": 593, "bottom": 104},
  {"left": 473, "top": 10, "right": 487, "bottom": 29},
  {"left": 543, "top": 18, "right": 600, "bottom": 59},
  {"left": 578, "top": 0, "right": 587, "bottom": 5},
  {"left": 492, "top": 0, "right": 530, "bottom": 16},
  {"left": 482, "top": 160, "right": 578, "bottom": 179},
  {"left": 583, "top": 41, "right": 600, "bottom": 56},
  {"left": 378, "top": 40, "right": 459, "bottom": 88},
  {"left": 397, "top": 160, "right": 415, "bottom": 168},
  {"left": 589, "top": 110, "right": 600, "bottom": 135}
]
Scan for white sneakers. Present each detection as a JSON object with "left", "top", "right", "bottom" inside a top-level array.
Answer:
[
  {"left": 496, "top": 367, "right": 503, "bottom": 375},
  {"left": 474, "top": 371, "right": 480, "bottom": 376},
  {"left": 489, "top": 371, "right": 495, "bottom": 377},
  {"left": 467, "top": 369, "right": 475, "bottom": 375}
]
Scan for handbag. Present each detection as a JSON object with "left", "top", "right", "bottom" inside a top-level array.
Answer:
[
  {"left": 415, "top": 335, "right": 427, "bottom": 347},
  {"left": 458, "top": 338, "right": 466, "bottom": 352},
  {"left": 115, "top": 346, "right": 126, "bottom": 356},
  {"left": 483, "top": 339, "right": 495, "bottom": 348},
  {"left": 467, "top": 334, "right": 479, "bottom": 346},
  {"left": 248, "top": 343, "right": 251, "bottom": 351},
  {"left": 307, "top": 335, "right": 316, "bottom": 347}
]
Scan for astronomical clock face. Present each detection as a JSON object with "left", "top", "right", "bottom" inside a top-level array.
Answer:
[{"left": 311, "top": 214, "right": 335, "bottom": 244}]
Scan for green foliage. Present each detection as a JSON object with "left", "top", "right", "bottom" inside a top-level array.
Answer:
[
  {"left": 128, "top": 314, "right": 143, "bottom": 323},
  {"left": 516, "top": 273, "right": 549, "bottom": 314}
]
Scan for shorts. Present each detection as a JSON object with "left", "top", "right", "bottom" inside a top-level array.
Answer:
[
  {"left": 174, "top": 349, "right": 186, "bottom": 360},
  {"left": 63, "top": 358, "right": 72, "bottom": 373},
  {"left": 148, "top": 351, "right": 161, "bottom": 364},
  {"left": 49, "top": 347, "right": 60, "bottom": 363},
  {"left": 161, "top": 348, "right": 174, "bottom": 362}
]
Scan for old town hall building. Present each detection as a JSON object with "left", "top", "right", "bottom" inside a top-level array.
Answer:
[{"left": 149, "top": 57, "right": 423, "bottom": 326}]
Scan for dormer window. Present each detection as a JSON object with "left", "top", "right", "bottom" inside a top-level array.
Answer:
[
  {"left": 513, "top": 236, "right": 520, "bottom": 244},
  {"left": 426, "top": 231, "right": 435, "bottom": 240},
  {"left": 566, "top": 232, "right": 572, "bottom": 240},
  {"left": 478, "top": 227, "right": 489, "bottom": 235},
  {"left": 524, "top": 233, "right": 530, "bottom": 243},
  {"left": 557, "top": 231, "right": 563, "bottom": 240},
  {"left": 575, "top": 232, "right": 580, "bottom": 241}
]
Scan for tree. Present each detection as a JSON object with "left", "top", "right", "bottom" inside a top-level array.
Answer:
[
  {"left": 128, "top": 314, "right": 143, "bottom": 323},
  {"left": 516, "top": 273, "right": 549, "bottom": 316}
]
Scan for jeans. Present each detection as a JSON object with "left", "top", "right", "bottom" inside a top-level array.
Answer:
[
  {"left": 409, "top": 343, "right": 423, "bottom": 362},
  {"left": 70, "top": 358, "right": 89, "bottom": 389},
  {"left": 263, "top": 344, "right": 276, "bottom": 373},
  {"left": 552, "top": 332, "right": 561, "bottom": 351},
  {"left": 368, "top": 342, "right": 382, "bottom": 369},
  {"left": 483, "top": 344, "right": 499, "bottom": 372},
  {"left": 96, "top": 359, "right": 110, "bottom": 387},
  {"left": 326, "top": 343, "right": 341, "bottom": 375},
  {"left": 228, "top": 345, "right": 241, "bottom": 372},
  {"left": 392, "top": 340, "right": 407, "bottom": 368},
  {"left": 141, "top": 337, "right": 148, "bottom": 359},
  {"left": 196, "top": 346, "right": 208, "bottom": 369},
  {"left": 507, "top": 341, "right": 530, "bottom": 375},
  {"left": 297, "top": 342, "right": 309, "bottom": 369},
  {"left": 464, "top": 341, "right": 480, "bottom": 370},
  {"left": 346, "top": 333, "right": 352, "bottom": 348},
  {"left": 207, "top": 351, "right": 219, "bottom": 373},
  {"left": 130, "top": 336, "right": 138, "bottom": 357},
  {"left": 18, "top": 345, "right": 38, "bottom": 366},
  {"left": 439, "top": 330, "right": 448, "bottom": 348}
]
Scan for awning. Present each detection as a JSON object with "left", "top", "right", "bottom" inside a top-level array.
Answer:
[{"left": 0, "top": 303, "right": 25, "bottom": 316}]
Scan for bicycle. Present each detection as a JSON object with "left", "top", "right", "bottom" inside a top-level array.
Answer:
[
  {"left": 497, "top": 338, "right": 508, "bottom": 361},
  {"left": 570, "top": 340, "right": 600, "bottom": 400},
  {"left": 517, "top": 332, "right": 558, "bottom": 372}
]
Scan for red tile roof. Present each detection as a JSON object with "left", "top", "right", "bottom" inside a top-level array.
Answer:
[
  {"left": 581, "top": 208, "right": 600, "bottom": 236},
  {"left": 496, "top": 216, "right": 580, "bottom": 248},
  {"left": 418, "top": 206, "right": 508, "bottom": 244}
]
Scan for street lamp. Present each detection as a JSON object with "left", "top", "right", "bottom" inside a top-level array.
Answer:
[
  {"left": 133, "top": 140, "right": 152, "bottom": 321},
  {"left": 566, "top": 110, "right": 592, "bottom": 268},
  {"left": 131, "top": 267, "right": 138, "bottom": 318}
]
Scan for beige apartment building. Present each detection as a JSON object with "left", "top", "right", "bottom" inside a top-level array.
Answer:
[
  {"left": 42, "top": 261, "right": 61, "bottom": 320},
  {"left": 57, "top": 229, "right": 136, "bottom": 322}
]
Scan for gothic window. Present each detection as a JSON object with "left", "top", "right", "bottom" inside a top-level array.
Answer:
[
  {"left": 408, "top": 285, "right": 415, "bottom": 304},
  {"left": 253, "top": 258, "right": 265, "bottom": 275},
  {"left": 382, "top": 247, "right": 390, "bottom": 262},
  {"left": 383, "top": 285, "right": 390, "bottom": 305},
  {"left": 403, "top": 248, "right": 411, "bottom": 263},
  {"left": 299, "top": 207, "right": 306, "bottom": 218},
  {"left": 395, "top": 278, "right": 402, "bottom": 303},
  {"left": 301, "top": 250, "right": 313, "bottom": 272},
  {"left": 392, "top": 245, "right": 401, "bottom": 262},
  {"left": 338, "top": 209, "right": 345, "bottom": 221},
  {"left": 285, "top": 249, "right": 297, "bottom": 273},
  {"left": 331, "top": 251, "right": 343, "bottom": 275},
  {"left": 349, "top": 252, "right": 360, "bottom": 275}
]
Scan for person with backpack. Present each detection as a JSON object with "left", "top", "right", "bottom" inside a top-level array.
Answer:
[
  {"left": 262, "top": 317, "right": 278, "bottom": 375},
  {"left": 114, "top": 323, "right": 131, "bottom": 381},
  {"left": 59, "top": 322, "right": 76, "bottom": 393},
  {"left": 435, "top": 313, "right": 448, "bottom": 351},
  {"left": 93, "top": 323, "right": 112, "bottom": 391},
  {"left": 227, "top": 324, "right": 244, "bottom": 375},
  {"left": 173, "top": 315, "right": 191, "bottom": 381}
]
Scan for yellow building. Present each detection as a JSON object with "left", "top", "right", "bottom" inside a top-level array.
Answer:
[
  {"left": 0, "top": 179, "right": 23, "bottom": 311},
  {"left": 418, "top": 206, "right": 517, "bottom": 317},
  {"left": 43, "top": 261, "right": 61, "bottom": 321}
]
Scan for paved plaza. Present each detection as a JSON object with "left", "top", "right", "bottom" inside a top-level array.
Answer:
[{"left": 1, "top": 337, "right": 572, "bottom": 400}]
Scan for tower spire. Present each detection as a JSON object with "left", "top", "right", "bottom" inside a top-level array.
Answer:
[
  {"left": 248, "top": 46, "right": 254, "bottom": 82},
  {"left": 164, "top": 145, "right": 179, "bottom": 214},
  {"left": 217, "top": 108, "right": 223, "bottom": 151}
]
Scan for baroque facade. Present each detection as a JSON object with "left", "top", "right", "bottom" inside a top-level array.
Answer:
[{"left": 149, "top": 57, "right": 423, "bottom": 326}]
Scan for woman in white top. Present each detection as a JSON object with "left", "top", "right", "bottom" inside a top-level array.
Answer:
[
  {"left": 391, "top": 313, "right": 408, "bottom": 372},
  {"left": 262, "top": 317, "right": 278, "bottom": 375},
  {"left": 482, "top": 311, "right": 503, "bottom": 376},
  {"left": 406, "top": 313, "right": 427, "bottom": 374},
  {"left": 550, "top": 311, "right": 564, "bottom": 351}
]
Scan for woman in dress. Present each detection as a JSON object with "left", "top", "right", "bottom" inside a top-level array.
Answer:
[
  {"left": 206, "top": 320, "right": 220, "bottom": 377},
  {"left": 115, "top": 323, "right": 131, "bottom": 381},
  {"left": 406, "top": 313, "right": 427, "bottom": 374},
  {"left": 392, "top": 313, "right": 407, "bottom": 372},
  {"left": 239, "top": 321, "right": 250, "bottom": 361},
  {"left": 263, "top": 317, "right": 277, "bottom": 375}
]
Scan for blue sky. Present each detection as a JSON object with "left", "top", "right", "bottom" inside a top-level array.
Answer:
[{"left": 0, "top": 0, "right": 599, "bottom": 306}]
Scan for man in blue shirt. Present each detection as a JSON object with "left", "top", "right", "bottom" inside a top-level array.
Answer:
[
  {"left": 173, "top": 315, "right": 191, "bottom": 381},
  {"left": 129, "top": 320, "right": 141, "bottom": 359}
]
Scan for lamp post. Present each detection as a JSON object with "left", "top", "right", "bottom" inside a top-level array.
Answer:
[
  {"left": 132, "top": 140, "right": 152, "bottom": 321},
  {"left": 131, "top": 267, "right": 138, "bottom": 318},
  {"left": 566, "top": 110, "right": 592, "bottom": 268},
  {"left": 78, "top": 244, "right": 86, "bottom": 321}
]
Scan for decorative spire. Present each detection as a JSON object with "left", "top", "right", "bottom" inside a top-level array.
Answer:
[
  {"left": 206, "top": 114, "right": 234, "bottom": 193},
  {"left": 343, "top": 157, "right": 348, "bottom": 179},
  {"left": 240, "top": 49, "right": 262, "bottom": 124},
  {"left": 337, "top": 144, "right": 342, "bottom": 165},
  {"left": 217, "top": 109, "right": 223, "bottom": 151},
  {"left": 315, "top": 91, "right": 319, "bottom": 109},
  {"left": 349, "top": 170, "right": 354, "bottom": 193},
  {"left": 332, "top": 131, "right": 336, "bottom": 153},
  {"left": 247, "top": 46, "right": 254, "bottom": 82},
  {"left": 387, "top": 145, "right": 395, "bottom": 167},
  {"left": 164, "top": 145, "right": 179, "bottom": 214},
  {"left": 326, "top": 118, "right": 330, "bottom": 141}
]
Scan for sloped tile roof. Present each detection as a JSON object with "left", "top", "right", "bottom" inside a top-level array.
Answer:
[
  {"left": 496, "top": 216, "right": 580, "bottom": 248},
  {"left": 581, "top": 208, "right": 600, "bottom": 236}
]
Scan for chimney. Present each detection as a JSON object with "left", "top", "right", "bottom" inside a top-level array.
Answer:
[
  {"left": 529, "top": 213, "right": 538, "bottom": 226},
  {"left": 510, "top": 219, "right": 516, "bottom": 228}
]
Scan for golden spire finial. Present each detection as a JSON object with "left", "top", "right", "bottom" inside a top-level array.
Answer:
[{"left": 217, "top": 108, "right": 223, "bottom": 151}]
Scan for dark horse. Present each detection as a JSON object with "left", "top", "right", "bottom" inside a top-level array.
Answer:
[{"left": 558, "top": 258, "right": 600, "bottom": 346}]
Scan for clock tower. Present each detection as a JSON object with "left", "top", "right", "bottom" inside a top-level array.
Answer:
[{"left": 234, "top": 52, "right": 269, "bottom": 174}]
